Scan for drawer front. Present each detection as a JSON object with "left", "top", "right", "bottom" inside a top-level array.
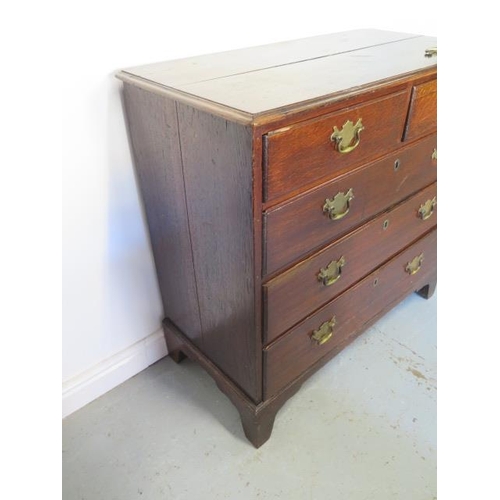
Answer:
[
  {"left": 264, "top": 229, "right": 437, "bottom": 398},
  {"left": 264, "top": 182, "right": 437, "bottom": 343},
  {"left": 264, "top": 134, "right": 437, "bottom": 276},
  {"left": 404, "top": 79, "right": 437, "bottom": 142},
  {"left": 264, "top": 90, "right": 409, "bottom": 202}
]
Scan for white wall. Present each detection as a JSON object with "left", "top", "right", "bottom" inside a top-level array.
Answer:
[{"left": 62, "top": 0, "right": 437, "bottom": 416}]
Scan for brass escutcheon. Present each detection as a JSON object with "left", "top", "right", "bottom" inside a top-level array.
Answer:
[
  {"left": 330, "top": 119, "right": 364, "bottom": 154},
  {"left": 318, "top": 256, "right": 346, "bottom": 286},
  {"left": 311, "top": 317, "right": 337, "bottom": 346},
  {"left": 406, "top": 253, "right": 424, "bottom": 275},
  {"left": 418, "top": 197, "right": 437, "bottom": 220},
  {"left": 323, "top": 188, "right": 354, "bottom": 220},
  {"left": 431, "top": 148, "right": 437, "bottom": 161}
]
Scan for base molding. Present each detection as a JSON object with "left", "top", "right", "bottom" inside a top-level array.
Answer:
[{"left": 62, "top": 329, "right": 168, "bottom": 418}]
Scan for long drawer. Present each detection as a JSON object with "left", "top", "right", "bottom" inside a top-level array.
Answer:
[
  {"left": 264, "top": 228, "right": 437, "bottom": 398},
  {"left": 264, "top": 182, "right": 437, "bottom": 343},
  {"left": 263, "top": 134, "right": 437, "bottom": 276},
  {"left": 264, "top": 90, "right": 410, "bottom": 202}
]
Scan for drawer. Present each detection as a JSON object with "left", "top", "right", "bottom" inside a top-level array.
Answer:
[
  {"left": 264, "top": 182, "right": 437, "bottom": 343},
  {"left": 264, "top": 90, "right": 410, "bottom": 202},
  {"left": 263, "top": 134, "right": 437, "bottom": 276},
  {"left": 264, "top": 229, "right": 437, "bottom": 398},
  {"left": 403, "top": 79, "right": 437, "bottom": 142}
]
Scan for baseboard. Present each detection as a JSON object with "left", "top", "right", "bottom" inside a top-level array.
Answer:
[{"left": 62, "top": 328, "right": 168, "bottom": 418}]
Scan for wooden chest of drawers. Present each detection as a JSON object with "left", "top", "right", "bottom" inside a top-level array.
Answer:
[{"left": 118, "top": 30, "right": 437, "bottom": 448}]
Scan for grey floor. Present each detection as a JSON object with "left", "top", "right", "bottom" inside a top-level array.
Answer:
[{"left": 63, "top": 292, "right": 436, "bottom": 500}]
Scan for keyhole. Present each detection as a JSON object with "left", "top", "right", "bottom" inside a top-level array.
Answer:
[
  {"left": 383, "top": 219, "right": 390, "bottom": 230},
  {"left": 373, "top": 278, "right": 379, "bottom": 287},
  {"left": 394, "top": 159, "right": 400, "bottom": 171}
]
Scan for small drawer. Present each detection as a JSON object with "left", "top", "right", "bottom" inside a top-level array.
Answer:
[
  {"left": 263, "top": 134, "right": 437, "bottom": 276},
  {"left": 403, "top": 79, "right": 437, "bottom": 142},
  {"left": 264, "top": 90, "right": 410, "bottom": 203},
  {"left": 264, "top": 182, "right": 437, "bottom": 343},
  {"left": 264, "top": 229, "right": 437, "bottom": 398}
]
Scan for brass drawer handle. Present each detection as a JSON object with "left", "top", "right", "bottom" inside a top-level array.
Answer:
[
  {"left": 406, "top": 253, "right": 424, "bottom": 275},
  {"left": 318, "top": 256, "right": 346, "bottom": 286},
  {"left": 425, "top": 47, "right": 437, "bottom": 58},
  {"left": 323, "top": 188, "right": 354, "bottom": 220},
  {"left": 330, "top": 119, "right": 364, "bottom": 154},
  {"left": 311, "top": 317, "right": 336, "bottom": 346},
  {"left": 418, "top": 197, "right": 437, "bottom": 220}
]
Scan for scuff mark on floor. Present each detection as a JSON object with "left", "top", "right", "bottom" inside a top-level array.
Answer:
[
  {"left": 407, "top": 367, "right": 427, "bottom": 381},
  {"left": 388, "top": 337, "right": 426, "bottom": 361}
]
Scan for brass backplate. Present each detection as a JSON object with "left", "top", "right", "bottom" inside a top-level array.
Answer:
[
  {"left": 311, "top": 317, "right": 336, "bottom": 346},
  {"left": 405, "top": 253, "right": 424, "bottom": 275},
  {"left": 418, "top": 197, "right": 437, "bottom": 220},
  {"left": 323, "top": 189, "right": 354, "bottom": 220},
  {"left": 318, "top": 256, "right": 346, "bottom": 286},
  {"left": 330, "top": 119, "right": 364, "bottom": 154}
]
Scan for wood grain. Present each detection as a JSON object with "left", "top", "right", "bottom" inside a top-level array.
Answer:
[
  {"left": 264, "top": 182, "right": 437, "bottom": 343},
  {"left": 174, "top": 37, "right": 437, "bottom": 115},
  {"left": 118, "top": 32, "right": 436, "bottom": 117},
  {"left": 122, "top": 30, "right": 416, "bottom": 88},
  {"left": 176, "top": 103, "right": 261, "bottom": 403},
  {"left": 404, "top": 79, "right": 437, "bottom": 141},
  {"left": 122, "top": 83, "right": 203, "bottom": 346},
  {"left": 264, "top": 229, "right": 437, "bottom": 398},
  {"left": 264, "top": 91, "right": 410, "bottom": 202},
  {"left": 264, "top": 134, "right": 437, "bottom": 276}
]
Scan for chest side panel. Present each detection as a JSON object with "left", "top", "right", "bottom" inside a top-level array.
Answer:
[
  {"left": 123, "top": 84, "right": 203, "bottom": 345},
  {"left": 176, "top": 103, "right": 260, "bottom": 402}
]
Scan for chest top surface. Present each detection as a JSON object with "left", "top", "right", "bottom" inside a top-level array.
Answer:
[{"left": 118, "top": 30, "right": 437, "bottom": 119}]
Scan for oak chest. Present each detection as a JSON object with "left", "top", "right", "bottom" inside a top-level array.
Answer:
[{"left": 118, "top": 30, "right": 437, "bottom": 448}]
